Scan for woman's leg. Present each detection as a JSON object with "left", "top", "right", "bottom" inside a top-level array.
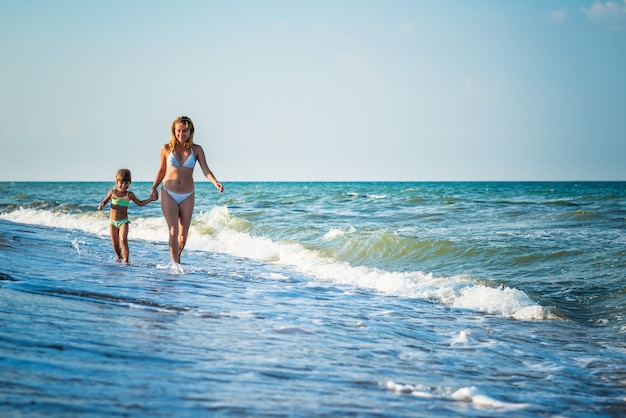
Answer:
[
  {"left": 177, "top": 193, "right": 195, "bottom": 261},
  {"left": 161, "top": 189, "right": 181, "bottom": 263}
]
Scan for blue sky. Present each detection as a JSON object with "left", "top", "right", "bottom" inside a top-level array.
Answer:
[{"left": 1, "top": 0, "right": 625, "bottom": 181}]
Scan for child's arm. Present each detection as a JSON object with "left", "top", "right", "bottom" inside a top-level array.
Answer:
[
  {"left": 98, "top": 190, "right": 113, "bottom": 211},
  {"left": 128, "top": 191, "right": 155, "bottom": 207}
]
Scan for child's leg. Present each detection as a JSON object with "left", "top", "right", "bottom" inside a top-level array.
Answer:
[
  {"left": 109, "top": 224, "right": 122, "bottom": 261},
  {"left": 119, "top": 222, "right": 130, "bottom": 263}
]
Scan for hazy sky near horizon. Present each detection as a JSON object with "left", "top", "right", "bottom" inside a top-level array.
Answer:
[{"left": 1, "top": 0, "right": 625, "bottom": 182}]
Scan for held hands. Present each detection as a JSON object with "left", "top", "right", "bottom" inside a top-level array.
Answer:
[{"left": 216, "top": 183, "right": 224, "bottom": 193}]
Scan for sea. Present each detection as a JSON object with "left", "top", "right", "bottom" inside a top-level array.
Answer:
[{"left": 0, "top": 181, "right": 624, "bottom": 417}]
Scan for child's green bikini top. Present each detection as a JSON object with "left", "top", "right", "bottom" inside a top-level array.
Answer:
[{"left": 111, "top": 192, "right": 130, "bottom": 207}]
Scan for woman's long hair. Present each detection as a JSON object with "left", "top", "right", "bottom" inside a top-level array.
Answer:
[{"left": 169, "top": 116, "right": 195, "bottom": 150}]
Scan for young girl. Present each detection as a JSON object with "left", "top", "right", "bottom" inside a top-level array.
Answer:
[{"left": 98, "top": 168, "right": 155, "bottom": 263}]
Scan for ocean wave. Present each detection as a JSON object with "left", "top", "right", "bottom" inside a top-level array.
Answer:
[{"left": 0, "top": 206, "right": 550, "bottom": 320}]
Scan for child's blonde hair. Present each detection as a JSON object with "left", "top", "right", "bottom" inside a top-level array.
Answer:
[{"left": 116, "top": 168, "right": 131, "bottom": 183}]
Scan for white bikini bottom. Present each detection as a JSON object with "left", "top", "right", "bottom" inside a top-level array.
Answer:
[{"left": 163, "top": 187, "right": 194, "bottom": 204}]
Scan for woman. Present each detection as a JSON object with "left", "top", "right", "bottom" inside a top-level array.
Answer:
[{"left": 150, "top": 116, "right": 224, "bottom": 263}]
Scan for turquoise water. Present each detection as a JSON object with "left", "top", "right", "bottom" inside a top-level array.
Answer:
[{"left": 1, "top": 181, "right": 625, "bottom": 416}]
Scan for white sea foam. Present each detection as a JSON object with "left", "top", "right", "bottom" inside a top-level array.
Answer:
[
  {"left": 451, "top": 386, "right": 529, "bottom": 409},
  {"left": 346, "top": 192, "right": 387, "bottom": 199},
  {"left": 0, "top": 207, "right": 169, "bottom": 242},
  {"left": 323, "top": 228, "right": 345, "bottom": 240},
  {"left": 385, "top": 381, "right": 529, "bottom": 410},
  {"left": 156, "top": 262, "right": 185, "bottom": 275},
  {"left": 1, "top": 206, "right": 550, "bottom": 320},
  {"left": 450, "top": 330, "right": 471, "bottom": 347}
]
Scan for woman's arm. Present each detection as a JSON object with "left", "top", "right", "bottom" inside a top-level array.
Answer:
[
  {"left": 150, "top": 145, "right": 168, "bottom": 200},
  {"left": 195, "top": 145, "right": 224, "bottom": 193}
]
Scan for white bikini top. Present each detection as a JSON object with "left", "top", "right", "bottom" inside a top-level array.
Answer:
[{"left": 167, "top": 148, "right": 196, "bottom": 168}]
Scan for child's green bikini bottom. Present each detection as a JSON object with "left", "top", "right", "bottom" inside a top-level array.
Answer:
[{"left": 110, "top": 219, "right": 130, "bottom": 228}]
